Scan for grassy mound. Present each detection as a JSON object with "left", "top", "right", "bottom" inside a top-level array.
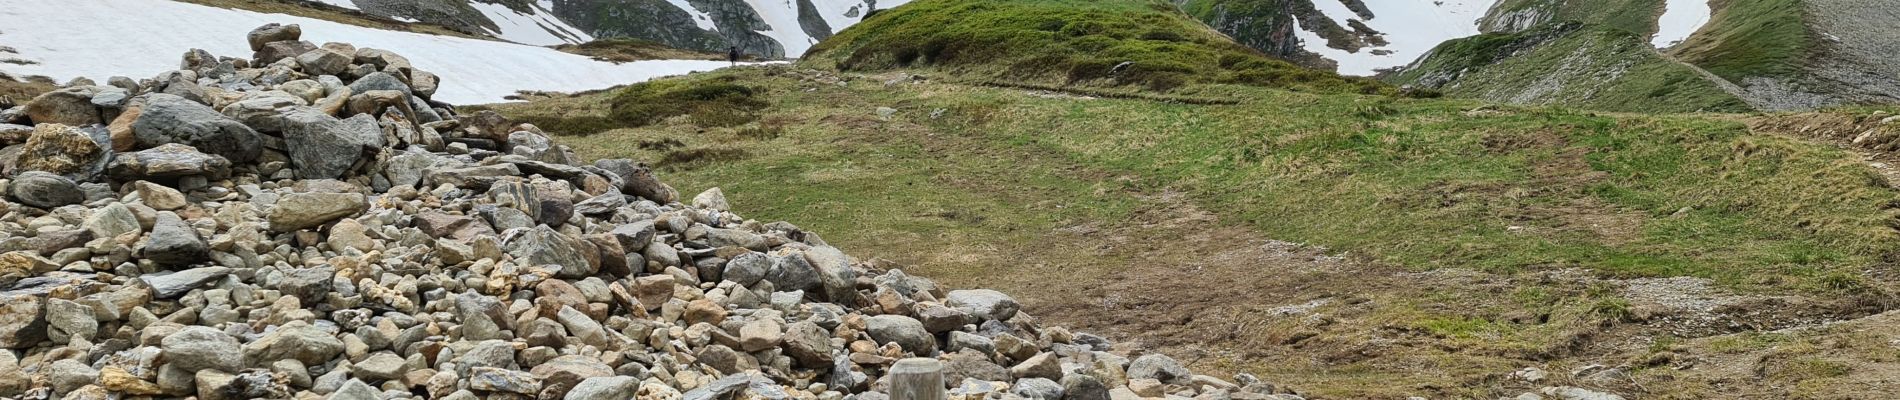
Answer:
[
  {"left": 802, "top": 0, "right": 1387, "bottom": 94},
  {"left": 1389, "top": 23, "right": 1753, "bottom": 113}
]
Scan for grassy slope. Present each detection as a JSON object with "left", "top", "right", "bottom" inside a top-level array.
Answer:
[
  {"left": 553, "top": 38, "right": 727, "bottom": 63},
  {"left": 1670, "top": 0, "right": 1811, "bottom": 82},
  {"left": 1389, "top": 24, "right": 1753, "bottom": 113},
  {"left": 803, "top": 0, "right": 1387, "bottom": 94},
  {"left": 489, "top": 65, "right": 1900, "bottom": 397}
]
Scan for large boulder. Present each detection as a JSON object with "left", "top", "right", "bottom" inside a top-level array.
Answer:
[
  {"left": 23, "top": 87, "right": 102, "bottom": 126},
  {"left": 220, "top": 91, "right": 305, "bottom": 133},
  {"left": 241, "top": 322, "right": 343, "bottom": 367},
  {"left": 267, "top": 192, "right": 367, "bottom": 232},
  {"left": 9, "top": 171, "right": 83, "bottom": 208},
  {"left": 161, "top": 326, "right": 244, "bottom": 373},
  {"left": 864, "top": 315, "right": 935, "bottom": 355},
  {"left": 246, "top": 23, "right": 301, "bottom": 51},
  {"left": 107, "top": 143, "right": 232, "bottom": 180},
  {"left": 15, "top": 123, "right": 108, "bottom": 179},
  {"left": 506, "top": 225, "right": 595, "bottom": 278},
  {"left": 947, "top": 289, "right": 1023, "bottom": 321},
  {"left": 281, "top": 108, "right": 383, "bottom": 179},
  {"left": 132, "top": 93, "right": 262, "bottom": 163}
]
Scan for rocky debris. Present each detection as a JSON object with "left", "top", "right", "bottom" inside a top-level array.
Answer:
[{"left": 0, "top": 28, "right": 1294, "bottom": 400}]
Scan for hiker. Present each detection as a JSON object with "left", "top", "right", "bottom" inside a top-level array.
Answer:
[{"left": 727, "top": 46, "right": 741, "bottom": 66}]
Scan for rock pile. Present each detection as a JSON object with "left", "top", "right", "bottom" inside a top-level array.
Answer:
[{"left": 0, "top": 25, "right": 1301, "bottom": 400}]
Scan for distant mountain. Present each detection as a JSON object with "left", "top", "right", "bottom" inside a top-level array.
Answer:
[
  {"left": 1178, "top": 0, "right": 1900, "bottom": 112},
  {"left": 304, "top": 0, "right": 912, "bottom": 58}
]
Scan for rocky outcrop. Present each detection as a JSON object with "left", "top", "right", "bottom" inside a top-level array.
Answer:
[{"left": 0, "top": 25, "right": 1299, "bottom": 400}]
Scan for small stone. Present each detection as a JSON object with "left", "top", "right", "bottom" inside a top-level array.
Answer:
[
  {"left": 133, "top": 181, "right": 189, "bottom": 210},
  {"left": 469, "top": 367, "right": 541, "bottom": 395},
  {"left": 144, "top": 211, "right": 209, "bottom": 266}
]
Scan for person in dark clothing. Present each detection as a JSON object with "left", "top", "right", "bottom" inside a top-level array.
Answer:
[{"left": 727, "top": 47, "right": 741, "bottom": 66}]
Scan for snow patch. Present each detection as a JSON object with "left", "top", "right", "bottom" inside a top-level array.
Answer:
[
  {"left": 468, "top": 2, "right": 594, "bottom": 46},
  {"left": 811, "top": 0, "right": 869, "bottom": 34},
  {"left": 1652, "top": 0, "right": 1712, "bottom": 48},
  {"left": 0, "top": 0, "right": 732, "bottom": 104},
  {"left": 661, "top": 0, "right": 720, "bottom": 31},
  {"left": 1297, "top": 0, "right": 1499, "bottom": 76},
  {"left": 308, "top": 0, "right": 359, "bottom": 10},
  {"left": 743, "top": 0, "right": 820, "bottom": 56}
]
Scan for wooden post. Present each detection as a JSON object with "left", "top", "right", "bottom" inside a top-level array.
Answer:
[{"left": 890, "top": 358, "right": 946, "bottom": 400}]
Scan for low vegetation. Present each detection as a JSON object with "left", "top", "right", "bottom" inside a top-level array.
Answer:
[
  {"left": 1389, "top": 23, "right": 1753, "bottom": 113},
  {"left": 482, "top": 65, "right": 1900, "bottom": 396},
  {"left": 1670, "top": 0, "right": 1812, "bottom": 82},
  {"left": 804, "top": 0, "right": 1387, "bottom": 94},
  {"left": 553, "top": 38, "right": 726, "bottom": 63}
]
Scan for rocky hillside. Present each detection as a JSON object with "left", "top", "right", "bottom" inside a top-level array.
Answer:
[
  {"left": 1180, "top": 0, "right": 1900, "bottom": 111},
  {"left": 279, "top": 0, "right": 913, "bottom": 58},
  {"left": 0, "top": 25, "right": 1287, "bottom": 400}
]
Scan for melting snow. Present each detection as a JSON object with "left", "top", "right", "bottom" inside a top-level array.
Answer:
[
  {"left": 310, "top": 0, "right": 359, "bottom": 10},
  {"left": 468, "top": 2, "right": 595, "bottom": 46},
  {"left": 1652, "top": 0, "right": 1711, "bottom": 48},
  {"left": 1299, "top": 0, "right": 1499, "bottom": 76},
  {"left": 661, "top": 0, "right": 721, "bottom": 31},
  {"left": 742, "top": 0, "right": 821, "bottom": 56},
  {"left": 0, "top": 0, "right": 734, "bottom": 104}
]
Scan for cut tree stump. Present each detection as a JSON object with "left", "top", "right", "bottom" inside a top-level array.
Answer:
[{"left": 890, "top": 357, "right": 946, "bottom": 400}]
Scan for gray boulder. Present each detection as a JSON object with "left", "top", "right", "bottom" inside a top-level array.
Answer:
[
  {"left": 132, "top": 93, "right": 262, "bottom": 163},
  {"left": 9, "top": 171, "right": 82, "bottom": 208},
  {"left": 282, "top": 109, "right": 383, "bottom": 179},
  {"left": 161, "top": 326, "right": 244, "bottom": 372},
  {"left": 864, "top": 315, "right": 934, "bottom": 355},
  {"left": 247, "top": 23, "right": 301, "bottom": 51},
  {"left": 143, "top": 211, "right": 208, "bottom": 266}
]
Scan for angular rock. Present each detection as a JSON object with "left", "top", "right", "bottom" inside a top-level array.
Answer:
[
  {"left": 144, "top": 211, "right": 209, "bottom": 266},
  {"left": 9, "top": 171, "right": 82, "bottom": 208},
  {"left": 947, "top": 289, "right": 1022, "bottom": 322},
  {"left": 16, "top": 123, "right": 108, "bottom": 179},
  {"left": 865, "top": 315, "right": 935, "bottom": 355},
  {"left": 133, "top": 93, "right": 262, "bottom": 163},
  {"left": 268, "top": 192, "right": 367, "bottom": 232},
  {"left": 107, "top": 143, "right": 232, "bottom": 180},
  {"left": 24, "top": 86, "right": 101, "bottom": 126},
  {"left": 139, "top": 266, "right": 231, "bottom": 299},
  {"left": 506, "top": 225, "right": 594, "bottom": 278},
  {"left": 242, "top": 322, "right": 344, "bottom": 366},
  {"left": 282, "top": 108, "right": 383, "bottom": 179},
  {"left": 161, "top": 326, "right": 244, "bottom": 372},
  {"left": 247, "top": 23, "right": 301, "bottom": 51}
]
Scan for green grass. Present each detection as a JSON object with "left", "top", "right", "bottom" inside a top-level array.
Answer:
[
  {"left": 1670, "top": 0, "right": 1812, "bottom": 82},
  {"left": 803, "top": 0, "right": 1387, "bottom": 94},
  {"left": 503, "top": 66, "right": 1898, "bottom": 290},
  {"left": 1389, "top": 23, "right": 1753, "bottom": 113},
  {"left": 487, "top": 65, "right": 1900, "bottom": 398}
]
